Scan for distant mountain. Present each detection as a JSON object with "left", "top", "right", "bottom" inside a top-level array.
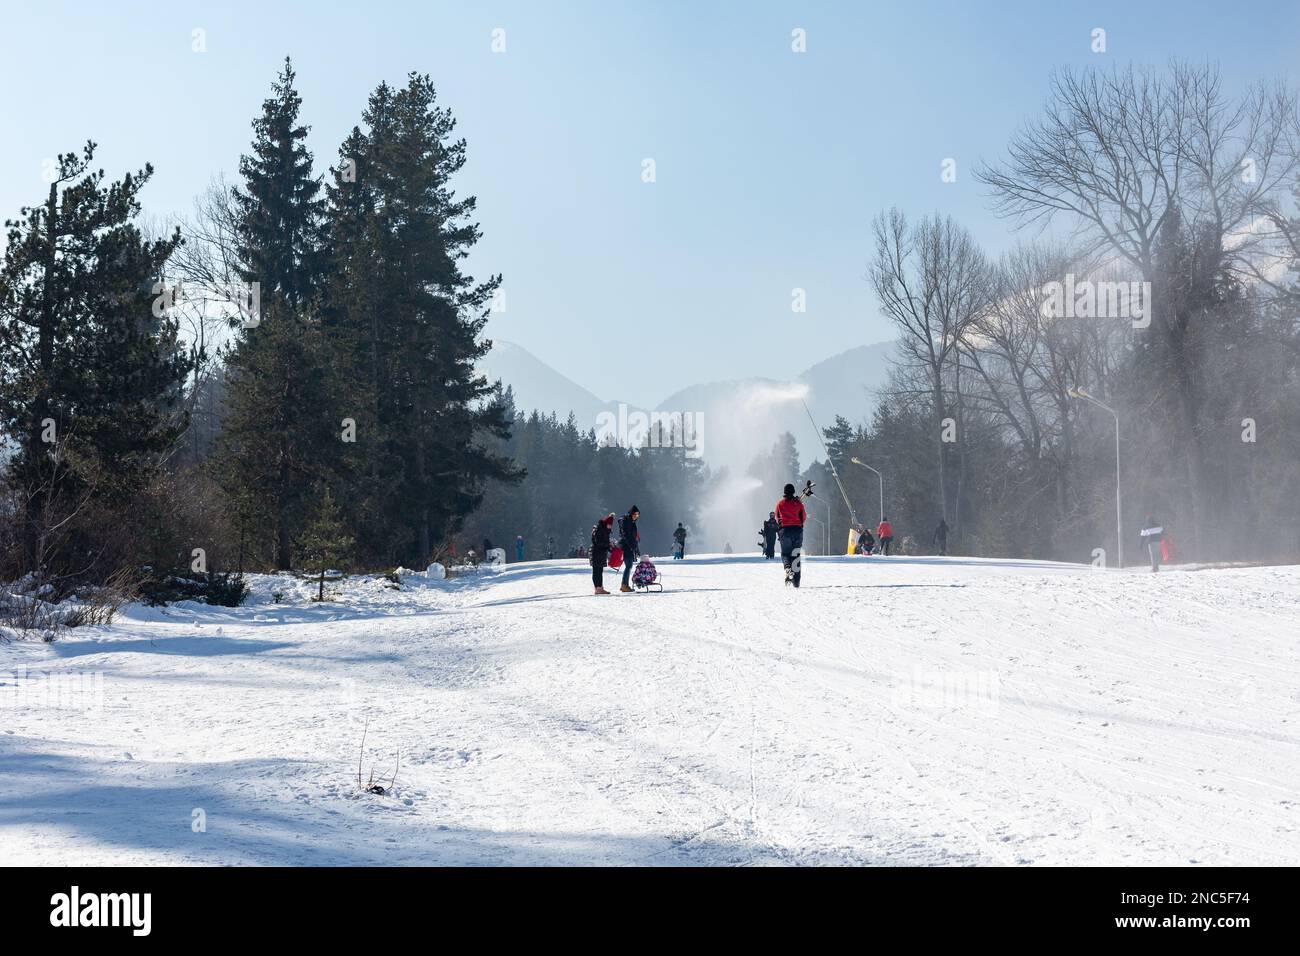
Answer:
[
  {"left": 480, "top": 338, "right": 897, "bottom": 472},
  {"left": 478, "top": 340, "right": 616, "bottom": 428}
]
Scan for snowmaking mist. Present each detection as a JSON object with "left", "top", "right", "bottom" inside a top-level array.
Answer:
[{"left": 690, "top": 381, "right": 811, "bottom": 552}]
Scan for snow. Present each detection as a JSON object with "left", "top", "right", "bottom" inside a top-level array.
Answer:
[{"left": 2, "top": 555, "right": 1298, "bottom": 866}]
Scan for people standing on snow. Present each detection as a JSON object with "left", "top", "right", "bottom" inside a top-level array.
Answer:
[
  {"left": 775, "top": 482, "right": 807, "bottom": 587},
  {"left": 723, "top": 542, "right": 733, "bottom": 554},
  {"left": 590, "top": 514, "right": 615, "bottom": 594},
  {"left": 1139, "top": 516, "right": 1165, "bottom": 573},
  {"left": 876, "top": 517, "right": 894, "bottom": 556},
  {"left": 933, "top": 518, "right": 948, "bottom": 556},
  {"left": 859, "top": 525, "right": 875, "bottom": 555},
  {"left": 673, "top": 522, "right": 687, "bottom": 560},
  {"left": 618, "top": 505, "right": 641, "bottom": 592},
  {"left": 515, "top": 535, "right": 525, "bottom": 562},
  {"left": 762, "top": 512, "right": 778, "bottom": 559},
  {"left": 546, "top": 536, "right": 555, "bottom": 560}
]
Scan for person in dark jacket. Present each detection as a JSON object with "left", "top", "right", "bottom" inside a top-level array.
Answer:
[
  {"left": 618, "top": 505, "right": 640, "bottom": 592},
  {"left": 762, "top": 513, "right": 778, "bottom": 559},
  {"left": 858, "top": 526, "right": 875, "bottom": 555},
  {"left": 672, "top": 522, "right": 687, "bottom": 560},
  {"left": 774, "top": 483, "right": 806, "bottom": 587},
  {"left": 1139, "top": 515, "right": 1164, "bottom": 573},
  {"left": 933, "top": 518, "right": 948, "bottom": 556},
  {"left": 590, "top": 514, "right": 615, "bottom": 594}
]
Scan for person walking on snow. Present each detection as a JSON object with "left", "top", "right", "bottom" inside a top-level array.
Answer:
[
  {"left": 673, "top": 522, "right": 687, "bottom": 560},
  {"left": 876, "top": 517, "right": 894, "bottom": 556},
  {"left": 590, "top": 514, "right": 615, "bottom": 594},
  {"left": 618, "top": 505, "right": 641, "bottom": 592},
  {"left": 1139, "top": 516, "right": 1165, "bottom": 573},
  {"left": 762, "top": 512, "right": 779, "bottom": 559},
  {"left": 775, "top": 483, "right": 807, "bottom": 587},
  {"left": 515, "top": 535, "right": 525, "bottom": 562},
  {"left": 932, "top": 518, "right": 948, "bottom": 556}
]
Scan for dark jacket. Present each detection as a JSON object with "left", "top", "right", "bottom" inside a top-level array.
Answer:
[
  {"left": 673, "top": 526, "right": 686, "bottom": 544},
  {"left": 591, "top": 521, "right": 612, "bottom": 565},
  {"left": 933, "top": 520, "right": 948, "bottom": 543},
  {"left": 763, "top": 518, "right": 778, "bottom": 540},
  {"left": 618, "top": 512, "right": 640, "bottom": 556}
]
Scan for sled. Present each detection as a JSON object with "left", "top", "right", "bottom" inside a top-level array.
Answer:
[{"left": 608, "top": 546, "right": 623, "bottom": 570}]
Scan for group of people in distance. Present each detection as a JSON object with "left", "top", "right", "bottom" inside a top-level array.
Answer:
[{"left": 584, "top": 491, "right": 1172, "bottom": 596}]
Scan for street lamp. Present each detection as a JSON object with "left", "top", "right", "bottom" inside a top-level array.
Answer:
[
  {"left": 806, "top": 492, "right": 830, "bottom": 555},
  {"left": 1068, "top": 387, "right": 1123, "bottom": 569},
  {"left": 850, "top": 457, "right": 884, "bottom": 526}
]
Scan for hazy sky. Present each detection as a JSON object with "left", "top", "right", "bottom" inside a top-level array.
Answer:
[{"left": 4, "top": 1, "right": 1298, "bottom": 406}]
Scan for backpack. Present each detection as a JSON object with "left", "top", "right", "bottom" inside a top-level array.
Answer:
[{"left": 618, "top": 515, "right": 629, "bottom": 541}]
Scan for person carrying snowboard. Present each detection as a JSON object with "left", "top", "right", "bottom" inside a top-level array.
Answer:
[
  {"left": 618, "top": 505, "right": 641, "bottom": 592},
  {"left": 775, "top": 483, "right": 807, "bottom": 587},
  {"left": 1139, "top": 516, "right": 1164, "bottom": 573},
  {"left": 762, "top": 512, "right": 778, "bottom": 559},
  {"left": 591, "top": 514, "right": 615, "bottom": 594},
  {"left": 673, "top": 522, "right": 687, "bottom": 560},
  {"left": 876, "top": 517, "right": 894, "bottom": 556},
  {"left": 932, "top": 518, "right": 948, "bottom": 556}
]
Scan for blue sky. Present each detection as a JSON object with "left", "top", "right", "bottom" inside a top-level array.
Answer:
[{"left": 3, "top": 1, "right": 1298, "bottom": 406}]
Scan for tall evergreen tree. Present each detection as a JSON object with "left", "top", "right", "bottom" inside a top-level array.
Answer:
[
  {"left": 0, "top": 142, "right": 192, "bottom": 576},
  {"left": 232, "top": 57, "right": 324, "bottom": 310},
  {"left": 213, "top": 60, "right": 336, "bottom": 570},
  {"left": 323, "top": 74, "right": 519, "bottom": 566}
]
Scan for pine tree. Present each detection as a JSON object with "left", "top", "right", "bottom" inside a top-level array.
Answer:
[
  {"left": 323, "top": 74, "right": 519, "bottom": 566},
  {"left": 299, "top": 487, "right": 354, "bottom": 601},
  {"left": 232, "top": 57, "right": 324, "bottom": 310},
  {"left": 214, "top": 61, "right": 339, "bottom": 570},
  {"left": 0, "top": 142, "right": 193, "bottom": 576}
]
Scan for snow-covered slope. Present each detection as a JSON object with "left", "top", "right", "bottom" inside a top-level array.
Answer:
[{"left": 2, "top": 556, "right": 1298, "bottom": 866}]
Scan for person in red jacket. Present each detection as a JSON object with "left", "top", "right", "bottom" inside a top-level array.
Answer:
[
  {"left": 774, "top": 483, "right": 807, "bottom": 587},
  {"left": 876, "top": 517, "right": 894, "bottom": 556}
]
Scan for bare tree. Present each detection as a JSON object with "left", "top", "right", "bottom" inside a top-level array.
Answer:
[
  {"left": 977, "top": 61, "right": 1300, "bottom": 556},
  {"left": 870, "top": 209, "right": 991, "bottom": 536}
]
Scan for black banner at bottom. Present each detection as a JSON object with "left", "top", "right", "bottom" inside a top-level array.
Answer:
[{"left": 1, "top": 865, "right": 1289, "bottom": 943}]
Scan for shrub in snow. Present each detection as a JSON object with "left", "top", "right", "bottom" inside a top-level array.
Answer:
[{"left": 139, "top": 571, "right": 247, "bottom": 607}]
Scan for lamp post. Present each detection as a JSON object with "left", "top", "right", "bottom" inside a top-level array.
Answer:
[
  {"left": 806, "top": 492, "right": 830, "bottom": 555},
  {"left": 850, "top": 457, "right": 884, "bottom": 526},
  {"left": 1068, "top": 387, "right": 1122, "bottom": 569}
]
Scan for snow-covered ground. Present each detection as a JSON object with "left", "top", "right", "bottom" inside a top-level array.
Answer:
[{"left": 2, "top": 554, "right": 1298, "bottom": 866}]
